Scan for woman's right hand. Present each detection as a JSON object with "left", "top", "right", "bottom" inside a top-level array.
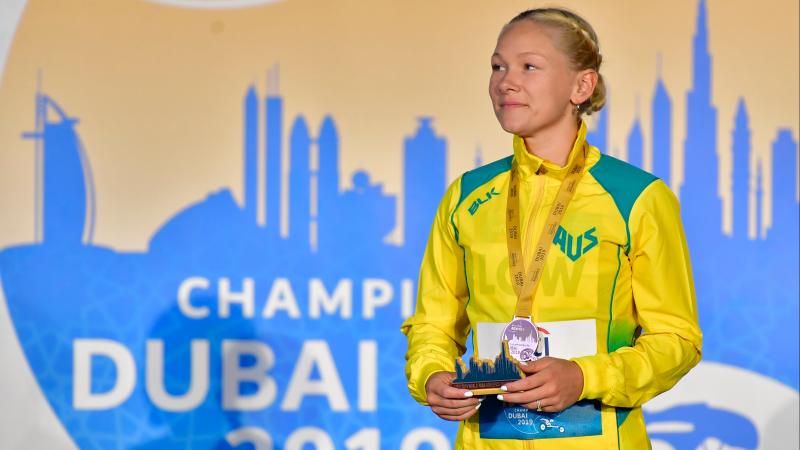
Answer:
[{"left": 425, "top": 371, "right": 482, "bottom": 421}]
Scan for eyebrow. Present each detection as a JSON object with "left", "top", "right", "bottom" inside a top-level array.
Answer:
[{"left": 491, "top": 51, "right": 547, "bottom": 58}]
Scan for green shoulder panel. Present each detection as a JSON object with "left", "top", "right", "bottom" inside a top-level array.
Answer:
[
  {"left": 456, "top": 155, "right": 513, "bottom": 210},
  {"left": 450, "top": 155, "right": 512, "bottom": 243},
  {"left": 588, "top": 154, "right": 659, "bottom": 229}
]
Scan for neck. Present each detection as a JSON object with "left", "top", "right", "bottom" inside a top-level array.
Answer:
[{"left": 521, "top": 119, "right": 579, "bottom": 167}]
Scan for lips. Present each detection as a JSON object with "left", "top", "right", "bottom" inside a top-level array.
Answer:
[{"left": 500, "top": 102, "right": 527, "bottom": 108}]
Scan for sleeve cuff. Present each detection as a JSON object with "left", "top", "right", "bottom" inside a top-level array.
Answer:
[
  {"left": 409, "top": 359, "right": 455, "bottom": 405},
  {"left": 571, "top": 354, "right": 612, "bottom": 401}
]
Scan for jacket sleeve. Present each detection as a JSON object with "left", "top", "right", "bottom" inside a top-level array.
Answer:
[
  {"left": 572, "top": 180, "right": 703, "bottom": 407},
  {"left": 400, "top": 178, "right": 472, "bottom": 405}
]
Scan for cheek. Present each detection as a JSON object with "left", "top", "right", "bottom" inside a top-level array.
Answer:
[
  {"left": 550, "top": 73, "right": 575, "bottom": 102},
  {"left": 528, "top": 79, "right": 566, "bottom": 107},
  {"left": 488, "top": 76, "right": 500, "bottom": 98}
]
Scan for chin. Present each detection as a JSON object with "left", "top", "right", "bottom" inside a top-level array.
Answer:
[
  {"left": 496, "top": 111, "right": 535, "bottom": 136},
  {"left": 498, "top": 119, "right": 531, "bottom": 136}
]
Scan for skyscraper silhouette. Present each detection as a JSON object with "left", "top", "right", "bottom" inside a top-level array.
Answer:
[
  {"left": 289, "top": 116, "right": 311, "bottom": 247},
  {"left": 22, "top": 94, "right": 95, "bottom": 245},
  {"left": 626, "top": 116, "right": 644, "bottom": 169},
  {"left": 265, "top": 68, "right": 283, "bottom": 236},
  {"left": 680, "top": 0, "right": 722, "bottom": 240},
  {"left": 403, "top": 117, "right": 446, "bottom": 261},
  {"left": 586, "top": 104, "right": 608, "bottom": 153},
  {"left": 731, "top": 98, "right": 751, "bottom": 239},
  {"left": 754, "top": 159, "right": 763, "bottom": 239},
  {"left": 768, "top": 129, "right": 799, "bottom": 244},
  {"left": 651, "top": 75, "right": 672, "bottom": 185},
  {"left": 317, "top": 115, "right": 341, "bottom": 251},
  {"left": 243, "top": 85, "right": 259, "bottom": 224}
]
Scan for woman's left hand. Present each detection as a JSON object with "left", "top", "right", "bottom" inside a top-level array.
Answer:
[{"left": 497, "top": 357, "right": 584, "bottom": 413}]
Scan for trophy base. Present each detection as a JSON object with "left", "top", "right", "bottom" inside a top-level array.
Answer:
[
  {"left": 466, "top": 386, "right": 505, "bottom": 395},
  {"left": 451, "top": 379, "right": 517, "bottom": 395}
]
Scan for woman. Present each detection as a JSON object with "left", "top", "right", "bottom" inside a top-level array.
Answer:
[{"left": 401, "top": 7, "right": 702, "bottom": 449}]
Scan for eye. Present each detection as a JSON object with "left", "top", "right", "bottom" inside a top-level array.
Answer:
[
  {"left": 525, "top": 63, "right": 538, "bottom": 71},
  {"left": 491, "top": 63, "right": 506, "bottom": 72}
]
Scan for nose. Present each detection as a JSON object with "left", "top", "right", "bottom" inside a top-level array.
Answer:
[{"left": 496, "top": 70, "right": 520, "bottom": 94}]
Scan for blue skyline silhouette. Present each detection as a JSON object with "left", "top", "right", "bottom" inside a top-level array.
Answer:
[{"left": 0, "top": 0, "right": 796, "bottom": 448}]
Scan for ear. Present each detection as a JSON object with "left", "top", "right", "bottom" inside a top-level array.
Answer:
[{"left": 571, "top": 69, "right": 598, "bottom": 105}]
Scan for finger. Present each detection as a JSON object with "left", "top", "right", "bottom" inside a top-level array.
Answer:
[
  {"left": 429, "top": 396, "right": 480, "bottom": 409},
  {"left": 496, "top": 384, "right": 553, "bottom": 405},
  {"left": 521, "top": 398, "right": 548, "bottom": 412},
  {"left": 432, "top": 402, "right": 481, "bottom": 417},
  {"left": 427, "top": 371, "right": 455, "bottom": 385},
  {"left": 430, "top": 396, "right": 480, "bottom": 409},
  {"left": 519, "top": 357, "right": 557, "bottom": 374},
  {"left": 522, "top": 398, "right": 566, "bottom": 413},
  {"left": 517, "top": 359, "right": 538, "bottom": 375},
  {"left": 438, "top": 403, "right": 482, "bottom": 422},
  {"left": 524, "top": 384, "right": 556, "bottom": 403},
  {"left": 496, "top": 391, "right": 531, "bottom": 404},
  {"left": 503, "top": 371, "right": 547, "bottom": 393},
  {"left": 436, "top": 383, "right": 475, "bottom": 399}
]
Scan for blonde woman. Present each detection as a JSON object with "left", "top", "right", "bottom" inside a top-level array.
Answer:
[{"left": 402, "top": 8, "right": 702, "bottom": 449}]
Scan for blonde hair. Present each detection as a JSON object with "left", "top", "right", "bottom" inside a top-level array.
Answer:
[{"left": 508, "top": 8, "right": 606, "bottom": 116}]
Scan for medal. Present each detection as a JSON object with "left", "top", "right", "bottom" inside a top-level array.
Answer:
[{"left": 502, "top": 317, "right": 540, "bottom": 362}]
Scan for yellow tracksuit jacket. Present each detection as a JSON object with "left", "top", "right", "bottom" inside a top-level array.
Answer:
[{"left": 401, "top": 122, "right": 702, "bottom": 449}]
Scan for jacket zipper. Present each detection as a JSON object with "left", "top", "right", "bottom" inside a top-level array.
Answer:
[{"left": 522, "top": 174, "right": 546, "bottom": 271}]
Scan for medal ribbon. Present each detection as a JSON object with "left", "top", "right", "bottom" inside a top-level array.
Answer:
[{"left": 506, "top": 141, "right": 587, "bottom": 319}]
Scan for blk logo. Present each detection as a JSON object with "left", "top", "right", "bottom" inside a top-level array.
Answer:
[{"left": 468, "top": 187, "right": 500, "bottom": 215}]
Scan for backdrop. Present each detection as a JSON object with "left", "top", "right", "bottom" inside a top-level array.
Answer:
[{"left": 0, "top": 0, "right": 798, "bottom": 449}]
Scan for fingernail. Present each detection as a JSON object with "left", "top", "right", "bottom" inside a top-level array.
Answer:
[
  {"left": 475, "top": 402, "right": 482, "bottom": 410},
  {"left": 500, "top": 385, "right": 508, "bottom": 392},
  {"left": 478, "top": 397, "right": 485, "bottom": 402},
  {"left": 464, "top": 391, "right": 474, "bottom": 398},
  {"left": 497, "top": 394, "right": 504, "bottom": 401}
]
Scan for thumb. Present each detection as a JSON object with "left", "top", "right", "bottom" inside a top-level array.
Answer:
[
  {"left": 517, "top": 357, "right": 553, "bottom": 374},
  {"left": 437, "top": 371, "right": 456, "bottom": 383},
  {"left": 516, "top": 359, "right": 537, "bottom": 375},
  {"left": 427, "top": 371, "right": 455, "bottom": 392}
]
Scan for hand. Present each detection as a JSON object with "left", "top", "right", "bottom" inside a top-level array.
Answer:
[
  {"left": 425, "top": 371, "right": 482, "bottom": 421},
  {"left": 496, "top": 357, "right": 584, "bottom": 412}
]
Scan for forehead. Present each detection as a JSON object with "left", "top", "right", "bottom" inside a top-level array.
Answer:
[{"left": 494, "top": 20, "right": 561, "bottom": 58}]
